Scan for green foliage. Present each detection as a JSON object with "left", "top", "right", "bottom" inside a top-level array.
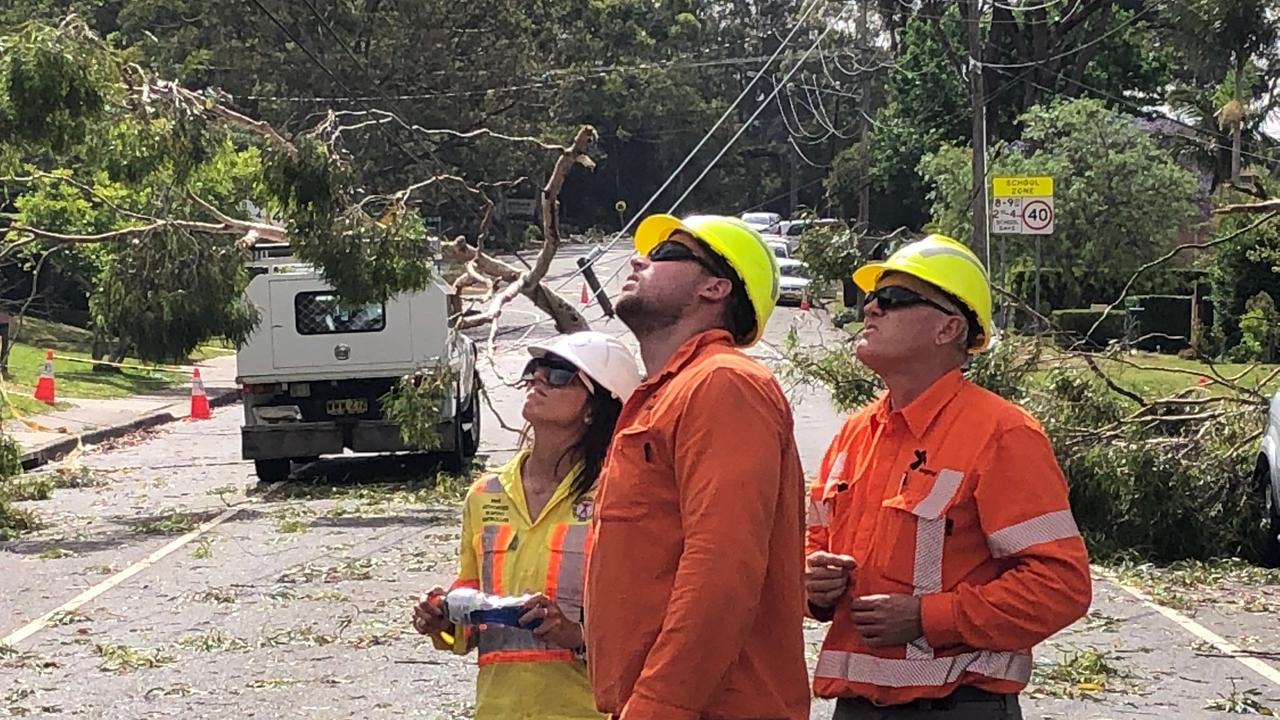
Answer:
[
  {"left": 921, "top": 98, "right": 1199, "bottom": 308},
  {"left": 792, "top": 215, "right": 861, "bottom": 290},
  {"left": 265, "top": 139, "right": 435, "bottom": 307},
  {"left": 90, "top": 232, "right": 258, "bottom": 362},
  {"left": 1208, "top": 181, "right": 1280, "bottom": 358},
  {"left": 1232, "top": 291, "right": 1280, "bottom": 363},
  {"left": 823, "top": 143, "right": 867, "bottom": 220},
  {"left": 0, "top": 429, "right": 36, "bottom": 540},
  {"left": 863, "top": 16, "right": 969, "bottom": 229},
  {"left": 85, "top": 137, "right": 266, "bottom": 362},
  {"left": 380, "top": 366, "right": 457, "bottom": 450},
  {"left": 0, "top": 18, "right": 116, "bottom": 153},
  {"left": 858, "top": 4, "right": 1174, "bottom": 232},
  {"left": 777, "top": 329, "right": 880, "bottom": 413}
]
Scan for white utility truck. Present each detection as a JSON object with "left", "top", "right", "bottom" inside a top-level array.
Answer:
[{"left": 236, "top": 243, "right": 480, "bottom": 482}]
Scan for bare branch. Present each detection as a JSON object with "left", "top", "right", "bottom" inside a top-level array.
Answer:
[
  {"left": 347, "top": 109, "right": 573, "bottom": 153},
  {"left": 1, "top": 216, "right": 262, "bottom": 264},
  {"left": 480, "top": 385, "right": 525, "bottom": 435},
  {"left": 1081, "top": 354, "right": 1146, "bottom": 405},
  {"left": 1214, "top": 199, "right": 1280, "bottom": 215},
  {"left": 529, "top": 125, "right": 598, "bottom": 292},
  {"left": 188, "top": 193, "right": 286, "bottom": 246}
]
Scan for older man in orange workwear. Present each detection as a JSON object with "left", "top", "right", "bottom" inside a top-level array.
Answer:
[
  {"left": 805, "top": 235, "right": 1091, "bottom": 719},
  {"left": 584, "top": 214, "right": 810, "bottom": 720}
]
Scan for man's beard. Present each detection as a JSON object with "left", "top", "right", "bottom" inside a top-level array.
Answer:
[{"left": 616, "top": 292, "right": 684, "bottom": 339}]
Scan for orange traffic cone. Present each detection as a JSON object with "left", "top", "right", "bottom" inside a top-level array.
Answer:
[
  {"left": 580, "top": 282, "right": 590, "bottom": 305},
  {"left": 33, "top": 349, "right": 55, "bottom": 404},
  {"left": 189, "top": 367, "right": 211, "bottom": 420}
]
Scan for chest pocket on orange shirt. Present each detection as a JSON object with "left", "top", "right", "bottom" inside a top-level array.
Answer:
[
  {"left": 876, "top": 468, "right": 966, "bottom": 594},
  {"left": 596, "top": 422, "right": 671, "bottom": 522}
]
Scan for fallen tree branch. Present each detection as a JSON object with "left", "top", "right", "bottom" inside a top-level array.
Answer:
[
  {"left": 444, "top": 126, "right": 597, "bottom": 334},
  {"left": 1082, "top": 354, "right": 1146, "bottom": 406}
]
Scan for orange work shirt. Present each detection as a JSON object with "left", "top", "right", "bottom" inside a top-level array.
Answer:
[
  {"left": 807, "top": 369, "right": 1091, "bottom": 706},
  {"left": 585, "top": 330, "right": 810, "bottom": 720}
]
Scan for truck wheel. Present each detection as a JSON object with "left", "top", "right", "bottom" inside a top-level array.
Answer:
[
  {"left": 254, "top": 459, "right": 291, "bottom": 483},
  {"left": 440, "top": 414, "right": 467, "bottom": 475},
  {"left": 461, "top": 374, "right": 481, "bottom": 458}
]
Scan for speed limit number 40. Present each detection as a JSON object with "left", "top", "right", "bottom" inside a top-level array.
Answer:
[{"left": 1021, "top": 199, "right": 1054, "bottom": 234}]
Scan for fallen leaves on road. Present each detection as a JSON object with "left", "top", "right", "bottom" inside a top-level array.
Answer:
[
  {"left": 95, "top": 643, "right": 173, "bottom": 673},
  {"left": 1030, "top": 647, "right": 1138, "bottom": 699}
]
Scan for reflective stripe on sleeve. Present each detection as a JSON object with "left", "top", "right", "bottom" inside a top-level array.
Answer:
[{"left": 986, "top": 509, "right": 1081, "bottom": 558}]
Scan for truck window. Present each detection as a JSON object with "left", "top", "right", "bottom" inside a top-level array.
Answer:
[{"left": 294, "top": 292, "right": 386, "bottom": 335}]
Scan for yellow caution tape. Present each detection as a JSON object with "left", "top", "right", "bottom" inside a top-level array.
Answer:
[
  {"left": 16, "top": 416, "right": 70, "bottom": 434},
  {"left": 48, "top": 353, "right": 192, "bottom": 375}
]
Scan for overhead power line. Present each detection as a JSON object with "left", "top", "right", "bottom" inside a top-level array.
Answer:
[
  {"left": 241, "top": 50, "right": 866, "bottom": 104},
  {"left": 245, "top": 0, "right": 430, "bottom": 169},
  {"left": 548, "top": 0, "right": 829, "bottom": 293}
]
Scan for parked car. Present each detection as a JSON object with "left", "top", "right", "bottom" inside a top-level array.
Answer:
[
  {"left": 767, "top": 240, "right": 790, "bottom": 260},
  {"left": 741, "top": 211, "right": 782, "bottom": 232},
  {"left": 767, "top": 218, "right": 847, "bottom": 251},
  {"left": 1253, "top": 391, "right": 1280, "bottom": 565},
  {"left": 236, "top": 242, "right": 481, "bottom": 482},
  {"left": 776, "top": 258, "right": 810, "bottom": 305}
]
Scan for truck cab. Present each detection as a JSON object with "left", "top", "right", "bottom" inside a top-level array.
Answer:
[{"left": 236, "top": 243, "right": 480, "bottom": 482}]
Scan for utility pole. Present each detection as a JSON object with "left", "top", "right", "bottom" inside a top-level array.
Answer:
[
  {"left": 1231, "top": 53, "right": 1243, "bottom": 185},
  {"left": 965, "top": 0, "right": 989, "bottom": 268},
  {"left": 857, "top": 0, "right": 871, "bottom": 230}
]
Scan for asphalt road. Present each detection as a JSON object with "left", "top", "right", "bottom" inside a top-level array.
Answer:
[{"left": 3, "top": 241, "right": 1280, "bottom": 719}]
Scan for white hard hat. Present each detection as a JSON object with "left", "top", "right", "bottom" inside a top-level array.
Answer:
[{"left": 528, "top": 331, "right": 643, "bottom": 402}]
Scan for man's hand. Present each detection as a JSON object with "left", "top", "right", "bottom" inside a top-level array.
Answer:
[
  {"left": 411, "top": 586, "right": 453, "bottom": 636},
  {"left": 849, "top": 593, "right": 923, "bottom": 647},
  {"left": 519, "top": 593, "right": 584, "bottom": 650},
  {"left": 805, "top": 551, "right": 856, "bottom": 608}
]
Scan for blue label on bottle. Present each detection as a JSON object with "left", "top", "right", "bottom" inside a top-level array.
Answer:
[{"left": 471, "top": 606, "right": 542, "bottom": 630}]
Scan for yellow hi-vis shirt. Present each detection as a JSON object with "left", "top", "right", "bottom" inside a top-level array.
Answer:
[{"left": 431, "top": 449, "right": 602, "bottom": 720}]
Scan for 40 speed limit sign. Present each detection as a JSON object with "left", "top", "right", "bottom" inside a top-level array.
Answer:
[{"left": 991, "top": 176, "right": 1054, "bottom": 235}]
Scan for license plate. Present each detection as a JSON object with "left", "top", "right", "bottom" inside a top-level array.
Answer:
[{"left": 325, "top": 398, "right": 369, "bottom": 416}]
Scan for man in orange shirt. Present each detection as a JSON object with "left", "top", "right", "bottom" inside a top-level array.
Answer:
[
  {"left": 806, "top": 235, "right": 1091, "bottom": 719},
  {"left": 584, "top": 214, "right": 810, "bottom": 720}
]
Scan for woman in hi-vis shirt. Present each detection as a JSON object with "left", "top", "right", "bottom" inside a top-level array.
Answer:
[{"left": 412, "top": 332, "right": 642, "bottom": 720}]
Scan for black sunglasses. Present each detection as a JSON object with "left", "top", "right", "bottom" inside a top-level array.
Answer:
[
  {"left": 521, "top": 356, "right": 596, "bottom": 393},
  {"left": 863, "top": 285, "right": 958, "bottom": 317},
  {"left": 647, "top": 240, "right": 727, "bottom": 278}
]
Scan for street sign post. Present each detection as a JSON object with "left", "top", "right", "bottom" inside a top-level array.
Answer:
[{"left": 991, "top": 176, "right": 1055, "bottom": 317}]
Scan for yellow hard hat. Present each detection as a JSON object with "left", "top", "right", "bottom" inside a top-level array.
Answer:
[
  {"left": 852, "top": 234, "right": 992, "bottom": 352},
  {"left": 634, "top": 214, "right": 779, "bottom": 346}
]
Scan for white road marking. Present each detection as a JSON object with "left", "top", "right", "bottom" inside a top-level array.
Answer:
[
  {"left": 1105, "top": 572, "right": 1280, "bottom": 688},
  {"left": 1, "top": 482, "right": 282, "bottom": 648}
]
